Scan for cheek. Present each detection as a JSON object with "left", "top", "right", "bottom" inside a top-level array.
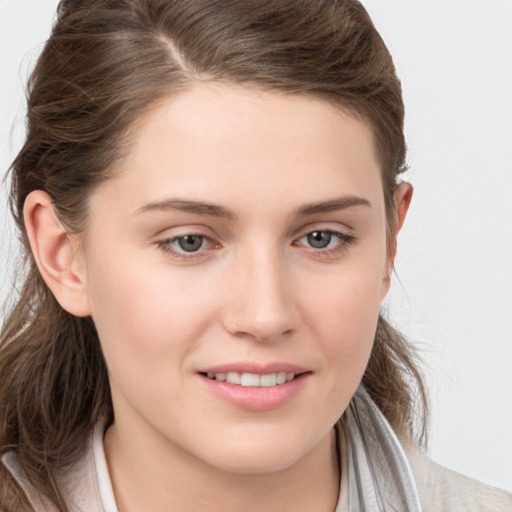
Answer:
[
  {"left": 291, "top": 273, "right": 381, "bottom": 432},
  {"left": 316, "top": 287, "right": 379, "bottom": 375},
  {"left": 84, "top": 246, "right": 226, "bottom": 408},
  {"left": 84, "top": 246, "right": 183, "bottom": 366},
  {"left": 301, "top": 250, "right": 386, "bottom": 381},
  {"left": 84, "top": 255, "right": 207, "bottom": 418}
]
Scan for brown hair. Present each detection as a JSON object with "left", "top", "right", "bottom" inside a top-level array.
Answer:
[{"left": 0, "top": 0, "right": 428, "bottom": 509}]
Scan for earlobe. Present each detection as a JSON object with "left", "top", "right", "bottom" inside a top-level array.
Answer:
[{"left": 23, "top": 190, "right": 92, "bottom": 317}]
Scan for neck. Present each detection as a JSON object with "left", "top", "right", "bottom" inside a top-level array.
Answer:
[{"left": 104, "top": 422, "right": 340, "bottom": 512}]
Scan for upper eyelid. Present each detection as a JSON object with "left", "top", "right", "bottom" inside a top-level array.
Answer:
[
  {"left": 156, "top": 225, "right": 352, "bottom": 242},
  {"left": 294, "top": 229, "right": 353, "bottom": 244},
  {"left": 153, "top": 224, "right": 218, "bottom": 239},
  {"left": 293, "top": 223, "right": 354, "bottom": 239},
  {"left": 164, "top": 233, "right": 216, "bottom": 248},
  {"left": 154, "top": 221, "right": 354, "bottom": 244}
]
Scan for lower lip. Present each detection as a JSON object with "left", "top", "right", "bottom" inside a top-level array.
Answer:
[{"left": 198, "top": 373, "right": 310, "bottom": 411}]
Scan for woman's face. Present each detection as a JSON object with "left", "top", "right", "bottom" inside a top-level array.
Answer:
[{"left": 81, "top": 84, "right": 393, "bottom": 473}]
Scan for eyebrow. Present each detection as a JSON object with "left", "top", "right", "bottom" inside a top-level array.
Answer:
[
  {"left": 134, "top": 194, "right": 371, "bottom": 219},
  {"left": 134, "top": 198, "right": 237, "bottom": 219},
  {"left": 296, "top": 195, "right": 371, "bottom": 216}
]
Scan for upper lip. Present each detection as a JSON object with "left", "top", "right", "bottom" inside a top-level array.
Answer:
[{"left": 197, "top": 362, "right": 310, "bottom": 375}]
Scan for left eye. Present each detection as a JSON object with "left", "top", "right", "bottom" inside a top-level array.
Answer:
[
  {"left": 162, "top": 234, "right": 210, "bottom": 254},
  {"left": 297, "top": 230, "right": 350, "bottom": 249},
  {"left": 175, "top": 234, "right": 206, "bottom": 252}
]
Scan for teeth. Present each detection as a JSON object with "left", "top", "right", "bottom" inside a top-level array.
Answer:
[
  {"left": 206, "top": 371, "right": 297, "bottom": 387},
  {"left": 226, "top": 372, "right": 241, "bottom": 385},
  {"left": 260, "top": 373, "right": 277, "bottom": 387},
  {"left": 241, "top": 373, "right": 260, "bottom": 386}
]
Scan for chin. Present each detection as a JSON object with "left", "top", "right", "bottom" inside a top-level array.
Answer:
[
  {"left": 211, "top": 451, "right": 302, "bottom": 475},
  {"left": 199, "top": 429, "right": 322, "bottom": 475}
]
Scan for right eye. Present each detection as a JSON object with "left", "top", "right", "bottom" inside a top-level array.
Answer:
[
  {"left": 156, "top": 233, "right": 218, "bottom": 260},
  {"left": 294, "top": 229, "right": 355, "bottom": 254},
  {"left": 303, "top": 230, "right": 336, "bottom": 249},
  {"left": 173, "top": 234, "right": 207, "bottom": 253}
]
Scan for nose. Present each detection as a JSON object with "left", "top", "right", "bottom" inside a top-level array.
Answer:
[{"left": 221, "top": 247, "right": 296, "bottom": 342}]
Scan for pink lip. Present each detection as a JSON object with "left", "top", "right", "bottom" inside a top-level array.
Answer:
[
  {"left": 198, "top": 362, "right": 309, "bottom": 374},
  {"left": 196, "top": 362, "right": 311, "bottom": 412}
]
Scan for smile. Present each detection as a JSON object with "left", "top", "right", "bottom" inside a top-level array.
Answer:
[
  {"left": 204, "top": 371, "right": 297, "bottom": 387},
  {"left": 198, "top": 367, "right": 311, "bottom": 411}
]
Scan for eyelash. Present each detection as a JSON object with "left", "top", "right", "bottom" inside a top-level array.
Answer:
[
  {"left": 293, "top": 229, "right": 356, "bottom": 258},
  {"left": 156, "top": 233, "right": 217, "bottom": 261},
  {"left": 155, "top": 228, "right": 356, "bottom": 261}
]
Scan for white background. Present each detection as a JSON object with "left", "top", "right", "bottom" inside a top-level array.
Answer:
[{"left": 1, "top": 0, "right": 511, "bottom": 492}]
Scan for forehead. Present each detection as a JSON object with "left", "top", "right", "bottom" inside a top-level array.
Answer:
[{"left": 91, "top": 83, "right": 383, "bottom": 218}]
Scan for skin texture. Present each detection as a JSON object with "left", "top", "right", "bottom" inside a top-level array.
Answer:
[{"left": 24, "top": 84, "right": 412, "bottom": 512}]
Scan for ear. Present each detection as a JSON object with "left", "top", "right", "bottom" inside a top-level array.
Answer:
[
  {"left": 394, "top": 182, "right": 413, "bottom": 234},
  {"left": 381, "top": 182, "right": 413, "bottom": 299},
  {"left": 23, "top": 190, "right": 92, "bottom": 317}
]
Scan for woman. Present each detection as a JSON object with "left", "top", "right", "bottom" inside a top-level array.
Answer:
[{"left": 0, "top": 1, "right": 510, "bottom": 511}]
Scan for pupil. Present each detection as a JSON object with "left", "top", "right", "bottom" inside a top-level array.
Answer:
[
  {"left": 307, "top": 231, "right": 331, "bottom": 249},
  {"left": 178, "top": 235, "right": 203, "bottom": 252}
]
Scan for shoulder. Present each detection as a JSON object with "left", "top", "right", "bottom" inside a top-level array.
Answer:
[
  {"left": 0, "top": 428, "right": 102, "bottom": 512},
  {"left": 403, "top": 442, "right": 512, "bottom": 512},
  {"left": 0, "top": 453, "right": 33, "bottom": 512}
]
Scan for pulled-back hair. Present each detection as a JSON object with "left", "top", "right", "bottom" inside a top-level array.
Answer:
[{"left": 0, "top": 0, "right": 428, "bottom": 509}]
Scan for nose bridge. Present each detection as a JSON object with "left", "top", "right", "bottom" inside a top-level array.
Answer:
[{"left": 223, "top": 241, "right": 294, "bottom": 341}]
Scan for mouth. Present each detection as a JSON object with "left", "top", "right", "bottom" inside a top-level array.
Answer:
[
  {"left": 197, "top": 363, "right": 311, "bottom": 410},
  {"left": 198, "top": 369, "right": 311, "bottom": 411},
  {"left": 199, "top": 371, "right": 306, "bottom": 388}
]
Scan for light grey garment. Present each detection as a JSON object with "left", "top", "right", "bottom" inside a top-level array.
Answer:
[
  {"left": 338, "top": 385, "right": 422, "bottom": 511},
  {"left": 1, "top": 385, "right": 422, "bottom": 512}
]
